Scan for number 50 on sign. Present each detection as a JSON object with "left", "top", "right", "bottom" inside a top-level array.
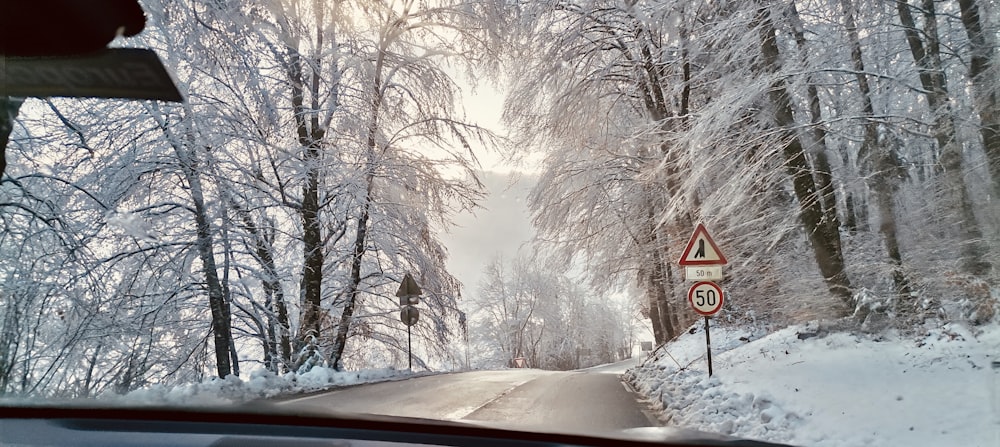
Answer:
[{"left": 688, "top": 281, "right": 724, "bottom": 316}]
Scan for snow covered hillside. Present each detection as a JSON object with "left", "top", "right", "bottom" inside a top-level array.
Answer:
[{"left": 626, "top": 321, "right": 1000, "bottom": 447}]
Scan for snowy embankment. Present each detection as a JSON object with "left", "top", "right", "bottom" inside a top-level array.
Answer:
[
  {"left": 111, "top": 367, "right": 409, "bottom": 406},
  {"left": 625, "top": 321, "right": 1000, "bottom": 447}
]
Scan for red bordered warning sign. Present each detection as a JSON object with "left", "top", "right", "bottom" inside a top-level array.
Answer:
[
  {"left": 688, "top": 281, "right": 725, "bottom": 316},
  {"left": 678, "top": 223, "right": 728, "bottom": 266}
]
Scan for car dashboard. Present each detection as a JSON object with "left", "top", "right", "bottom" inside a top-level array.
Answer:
[{"left": 0, "top": 404, "right": 790, "bottom": 447}]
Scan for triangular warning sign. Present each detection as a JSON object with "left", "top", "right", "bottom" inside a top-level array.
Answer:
[
  {"left": 395, "top": 273, "right": 422, "bottom": 297},
  {"left": 678, "top": 223, "right": 728, "bottom": 266}
]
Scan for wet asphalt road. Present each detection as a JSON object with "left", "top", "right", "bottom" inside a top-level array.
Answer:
[{"left": 278, "top": 358, "right": 657, "bottom": 435}]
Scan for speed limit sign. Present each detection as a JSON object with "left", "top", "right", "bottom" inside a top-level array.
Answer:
[{"left": 688, "top": 281, "right": 724, "bottom": 316}]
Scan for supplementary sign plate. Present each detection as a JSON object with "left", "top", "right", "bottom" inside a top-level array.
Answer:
[{"left": 685, "top": 265, "right": 723, "bottom": 281}]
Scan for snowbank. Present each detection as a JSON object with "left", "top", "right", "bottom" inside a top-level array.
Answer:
[
  {"left": 626, "top": 321, "right": 1000, "bottom": 447},
  {"left": 109, "top": 367, "right": 408, "bottom": 406}
]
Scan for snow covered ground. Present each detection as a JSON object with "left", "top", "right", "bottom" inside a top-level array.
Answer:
[
  {"left": 110, "top": 367, "right": 413, "bottom": 406},
  {"left": 625, "top": 320, "right": 1000, "bottom": 447}
]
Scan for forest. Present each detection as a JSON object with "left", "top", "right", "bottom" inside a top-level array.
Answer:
[{"left": 1, "top": 0, "right": 998, "bottom": 397}]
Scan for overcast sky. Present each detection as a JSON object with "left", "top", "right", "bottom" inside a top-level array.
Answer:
[
  {"left": 441, "top": 170, "right": 536, "bottom": 300},
  {"left": 433, "top": 75, "right": 543, "bottom": 300}
]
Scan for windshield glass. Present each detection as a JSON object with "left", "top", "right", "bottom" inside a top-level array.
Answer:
[{"left": 2, "top": 1, "right": 999, "bottom": 446}]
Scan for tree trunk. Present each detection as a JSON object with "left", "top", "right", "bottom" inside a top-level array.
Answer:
[
  {"left": 283, "top": 35, "right": 328, "bottom": 369},
  {"left": 956, "top": 0, "right": 1000, "bottom": 199},
  {"left": 150, "top": 99, "right": 235, "bottom": 379},
  {"left": 178, "top": 147, "right": 233, "bottom": 378},
  {"left": 298, "top": 127, "right": 324, "bottom": 346},
  {"left": 789, "top": 1, "right": 841, "bottom": 234},
  {"left": 218, "top": 220, "right": 240, "bottom": 377},
  {"left": 330, "top": 44, "right": 385, "bottom": 369},
  {"left": 645, "top": 269, "right": 665, "bottom": 345},
  {"left": 652, "top": 256, "right": 676, "bottom": 341},
  {"left": 330, "top": 190, "right": 373, "bottom": 370},
  {"left": 1, "top": 97, "right": 23, "bottom": 177},
  {"left": 233, "top": 203, "right": 291, "bottom": 372},
  {"left": 299, "top": 139, "right": 323, "bottom": 351},
  {"left": 755, "top": 3, "right": 854, "bottom": 305}
]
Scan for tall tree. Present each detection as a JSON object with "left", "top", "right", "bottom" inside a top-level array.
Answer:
[
  {"left": 956, "top": 0, "right": 1000, "bottom": 198},
  {"left": 146, "top": 102, "right": 236, "bottom": 378},
  {"left": 753, "top": 1, "right": 853, "bottom": 305},
  {"left": 838, "top": 0, "right": 911, "bottom": 296},
  {"left": 327, "top": 0, "right": 492, "bottom": 369},
  {"left": 896, "top": 0, "right": 990, "bottom": 275}
]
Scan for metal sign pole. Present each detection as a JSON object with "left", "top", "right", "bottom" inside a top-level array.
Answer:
[
  {"left": 396, "top": 274, "right": 422, "bottom": 372},
  {"left": 704, "top": 316, "right": 713, "bottom": 377}
]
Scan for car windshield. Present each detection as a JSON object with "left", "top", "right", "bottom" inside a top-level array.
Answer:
[{"left": 2, "top": 1, "right": 999, "bottom": 446}]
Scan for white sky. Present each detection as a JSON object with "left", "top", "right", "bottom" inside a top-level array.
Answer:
[
  {"left": 442, "top": 170, "right": 536, "bottom": 299},
  {"left": 439, "top": 80, "right": 538, "bottom": 300}
]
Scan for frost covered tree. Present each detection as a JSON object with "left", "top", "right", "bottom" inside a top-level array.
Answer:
[
  {"left": 142, "top": 0, "right": 495, "bottom": 373},
  {"left": 1, "top": 0, "right": 498, "bottom": 396},
  {"left": 497, "top": 0, "right": 1000, "bottom": 334}
]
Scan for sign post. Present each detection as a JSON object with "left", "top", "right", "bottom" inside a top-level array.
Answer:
[
  {"left": 679, "top": 224, "right": 727, "bottom": 377},
  {"left": 688, "top": 281, "right": 724, "bottom": 376},
  {"left": 705, "top": 316, "right": 713, "bottom": 377},
  {"left": 396, "top": 273, "right": 422, "bottom": 370}
]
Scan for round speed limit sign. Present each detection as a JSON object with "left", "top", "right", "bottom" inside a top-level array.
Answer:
[{"left": 688, "top": 281, "right": 724, "bottom": 316}]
